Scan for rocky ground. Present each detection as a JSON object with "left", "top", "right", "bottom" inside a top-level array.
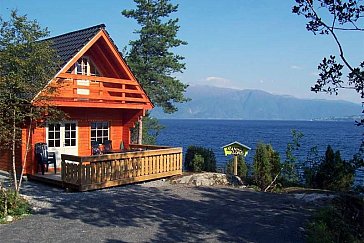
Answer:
[{"left": 0, "top": 172, "right": 334, "bottom": 243}]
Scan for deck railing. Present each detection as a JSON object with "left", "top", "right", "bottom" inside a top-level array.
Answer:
[{"left": 61, "top": 145, "right": 182, "bottom": 191}]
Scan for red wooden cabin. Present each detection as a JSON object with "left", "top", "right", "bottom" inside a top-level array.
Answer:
[{"left": 0, "top": 24, "right": 153, "bottom": 175}]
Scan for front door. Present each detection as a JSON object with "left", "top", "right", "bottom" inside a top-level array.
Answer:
[{"left": 46, "top": 122, "right": 78, "bottom": 166}]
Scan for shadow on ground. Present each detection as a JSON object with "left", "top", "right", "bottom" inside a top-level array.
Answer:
[{"left": 0, "top": 181, "right": 314, "bottom": 242}]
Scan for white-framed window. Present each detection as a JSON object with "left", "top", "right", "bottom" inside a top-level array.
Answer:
[
  {"left": 67, "top": 56, "right": 100, "bottom": 76},
  {"left": 91, "top": 121, "right": 109, "bottom": 144},
  {"left": 64, "top": 123, "right": 77, "bottom": 146},
  {"left": 48, "top": 124, "right": 61, "bottom": 147}
]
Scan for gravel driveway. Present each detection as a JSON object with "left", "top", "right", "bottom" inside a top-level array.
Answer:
[{"left": 0, "top": 179, "right": 316, "bottom": 242}]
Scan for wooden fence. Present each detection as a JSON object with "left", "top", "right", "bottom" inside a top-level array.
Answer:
[{"left": 61, "top": 146, "right": 183, "bottom": 191}]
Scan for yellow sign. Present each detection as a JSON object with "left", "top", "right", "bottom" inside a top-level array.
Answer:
[{"left": 222, "top": 141, "right": 251, "bottom": 157}]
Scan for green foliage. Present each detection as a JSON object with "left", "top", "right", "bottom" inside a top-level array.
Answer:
[
  {"left": 281, "top": 130, "right": 303, "bottom": 187},
  {"left": 253, "top": 143, "right": 281, "bottom": 191},
  {"left": 0, "top": 10, "right": 62, "bottom": 192},
  {"left": 0, "top": 188, "right": 30, "bottom": 220},
  {"left": 226, "top": 155, "right": 248, "bottom": 180},
  {"left": 122, "top": 0, "right": 189, "bottom": 113},
  {"left": 0, "top": 10, "right": 60, "bottom": 144},
  {"left": 191, "top": 154, "right": 204, "bottom": 172},
  {"left": 304, "top": 145, "right": 355, "bottom": 191},
  {"left": 185, "top": 146, "right": 217, "bottom": 172},
  {"left": 306, "top": 195, "right": 364, "bottom": 243}
]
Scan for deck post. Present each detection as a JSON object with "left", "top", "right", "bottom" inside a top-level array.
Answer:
[{"left": 138, "top": 116, "right": 143, "bottom": 144}]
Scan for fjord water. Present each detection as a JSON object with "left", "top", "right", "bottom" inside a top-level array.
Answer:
[{"left": 157, "top": 119, "right": 363, "bottom": 184}]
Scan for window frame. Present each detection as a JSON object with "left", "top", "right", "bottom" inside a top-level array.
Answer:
[
  {"left": 74, "top": 56, "right": 101, "bottom": 77},
  {"left": 90, "top": 121, "right": 109, "bottom": 144}
]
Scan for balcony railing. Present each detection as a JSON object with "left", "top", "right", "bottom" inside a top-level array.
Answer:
[{"left": 42, "top": 73, "right": 152, "bottom": 109}]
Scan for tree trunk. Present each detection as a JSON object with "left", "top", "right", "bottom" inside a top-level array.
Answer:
[
  {"left": 18, "top": 119, "right": 32, "bottom": 193},
  {"left": 12, "top": 109, "right": 18, "bottom": 193},
  {"left": 138, "top": 117, "right": 143, "bottom": 144}
]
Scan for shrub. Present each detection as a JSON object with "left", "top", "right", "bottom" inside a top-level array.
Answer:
[
  {"left": 304, "top": 145, "right": 355, "bottom": 191},
  {"left": 185, "top": 146, "right": 217, "bottom": 172},
  {"left": 226, "top": 155, "right": 248, "bottom": 180},
  {"left": 252, "top": 143, "right": 281, "bottom": 191},
  {"left": 191, "top": 154, "right": 204, "bottom": 172},
  {"left": 0, "top": 187, "right": 30, "bottom": 220},
  {"left": 306, "top": 195, "right": 363, "bottom": 242},
  {"left": 281, "top": 130, "right": 303, "bottom": 187}
]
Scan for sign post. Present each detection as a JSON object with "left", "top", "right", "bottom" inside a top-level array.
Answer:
[{"left": 222, "top": 141, "right": 251, "bottom": 176}]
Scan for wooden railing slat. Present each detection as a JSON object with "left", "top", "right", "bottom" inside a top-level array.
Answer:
[{"left": 61, "top": 146, "right": 182, "bottom": 191}]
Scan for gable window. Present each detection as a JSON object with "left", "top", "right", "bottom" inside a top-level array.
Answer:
[
  {"left": 67, "top": 56, "right": 100, "bottom": 76},
  {"left": 91, "top": 122, "right": 109, "bottom": 144}
]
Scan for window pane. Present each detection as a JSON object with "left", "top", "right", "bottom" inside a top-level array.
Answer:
[
  {"left": 49, "top": 132, "right": 54, "bottom": 139},
  {"left": 55, "top": 124, "right": 61, "bottom": 130},
  {"left": 65, "top": 139, "right": 70, "bottom": 146},
  {"left": 91, "top": 130, "right": 96, "bottom": 137},
  {"left": 65, "top": 123, "right": 70, "bottom": 130},
  {"left": 103, "top": 130, "right": 108, "bottom": 137},
  {"left": 71, "top": 131, "right": 76, "bottom": 138},
  {"left": 49, "top": 124, "right": 54, "bottom": 131},
  {"left": 91, "top": 122, "right": 96, "bottom": 129},
  {"left": 103, "top": 122, "right": 108, "bottom": 129},
  {"left": 97, "top": 123, "right": 102, "bottom": 129},
  {"left": 65, "top": 131, "right": 70, "bottom": 138},
  {"left": 97, "top": 130, "right": 102, "bottom": 137},
  {"left": 71, "top": 140, "right": 76, "bottom": 146},
  {"left": 71, "top": 124, "right": 76, "bottom": 130},
  {"left": 55, "top": 132, "right": 60, "bottom": 139},
  {"left": 49, "top": 140, "right": 54, "bottom": 147},
  {"left": 55, "top": 140, "right": 60, "bottom": 147}
]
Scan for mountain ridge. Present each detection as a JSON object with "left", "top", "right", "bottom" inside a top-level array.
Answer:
[{"left": 151, "top": 85, "right": 362, "bottom": 120}]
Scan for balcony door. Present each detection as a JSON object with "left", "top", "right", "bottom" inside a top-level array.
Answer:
[{"left": 46, "top": 121, "right": 78, "bottom": 165}]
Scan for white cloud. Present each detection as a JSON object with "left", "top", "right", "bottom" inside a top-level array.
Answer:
[
  {"left": 290, "top": 65, "right": 303, "bottom": 70},
  {"left": 205, "top": 76, "right": 231, "bottom": 86}
]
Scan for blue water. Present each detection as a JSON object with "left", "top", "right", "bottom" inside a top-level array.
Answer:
[{"left": 156, "top": 119, "right": 363, "bottom": 185}]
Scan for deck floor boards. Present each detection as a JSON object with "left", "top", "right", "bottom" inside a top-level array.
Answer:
[{"left": 28, "top": 173, "right": 63, "bottom": 188}]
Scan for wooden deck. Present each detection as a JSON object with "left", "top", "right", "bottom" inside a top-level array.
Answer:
[
  {"left": 28, "top": 173, "right": 63, "bottom": 188},
  {"left": 29, "top": 145, "right": 183, "bottom": 191}
]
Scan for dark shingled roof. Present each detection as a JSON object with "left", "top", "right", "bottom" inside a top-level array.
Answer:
[{"left": 44, "top": 24, "right": 105, "bottom": 68}]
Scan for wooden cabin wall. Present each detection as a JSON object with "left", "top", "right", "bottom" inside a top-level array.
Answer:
[
  {"left": 0, "top": 134, "right": 26, "bottom": 174},
  {"left": 12, "top": 107, "right": 144, "bottom": 175},
  {"left": 0, "top": 149, "right": 11, "bottom": 172}
]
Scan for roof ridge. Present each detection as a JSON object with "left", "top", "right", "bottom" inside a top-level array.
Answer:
[{"left": 44, "top": 24, "right": 105, "bottom": 41}]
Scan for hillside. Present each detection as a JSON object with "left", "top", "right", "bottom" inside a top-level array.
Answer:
[{"left": 151, "top": 85, "right": 362, "bottom": 120}]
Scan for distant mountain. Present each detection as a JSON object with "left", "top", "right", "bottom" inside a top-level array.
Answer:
[{"left": 151, "top": 85, "right": 362, "bottom": 120}]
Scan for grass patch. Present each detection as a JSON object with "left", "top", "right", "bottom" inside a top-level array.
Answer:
[{"left": 0, "top": 188, "right": 31, "bottom": 223}]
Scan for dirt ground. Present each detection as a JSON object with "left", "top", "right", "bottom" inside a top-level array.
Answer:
[{"left": 0, "top": 178, "right": 327, "bottom": 243}]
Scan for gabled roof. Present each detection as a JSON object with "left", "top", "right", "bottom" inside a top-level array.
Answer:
[
  {"left": 221, "top": 141, "right": 251, "bottom": 150},
  {"left": 35, "top": 24, "right": 153, "bottom": 110},
  {"left": 44, "top": 24, "right": 106, "bottom": 67}
]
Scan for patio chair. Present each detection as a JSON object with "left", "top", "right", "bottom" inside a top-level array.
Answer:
[
  {"left": 35, "top": 143, "right": 56, "bottom": 175},
  {"left": 91, "top": 141, "right": 102, "bottom": 155},
  {"left": 103, "top": 140, "right": 112, "bottom": 153}
]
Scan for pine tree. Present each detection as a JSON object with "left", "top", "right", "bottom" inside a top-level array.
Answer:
[
  {"left": 122, "top": 0, "right": 189, "bottom": 113},
  {"left": 253, "top": 143, "right": 281, "bottom": 191}
]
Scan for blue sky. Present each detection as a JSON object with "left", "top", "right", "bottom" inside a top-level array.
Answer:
[{"left": 1, "top": 0, "right": 362, "bottom": 103}]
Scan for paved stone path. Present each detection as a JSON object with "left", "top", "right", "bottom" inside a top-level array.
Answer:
[{"left": 0, "top": 180, "right": 317, "bottom": 242}]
